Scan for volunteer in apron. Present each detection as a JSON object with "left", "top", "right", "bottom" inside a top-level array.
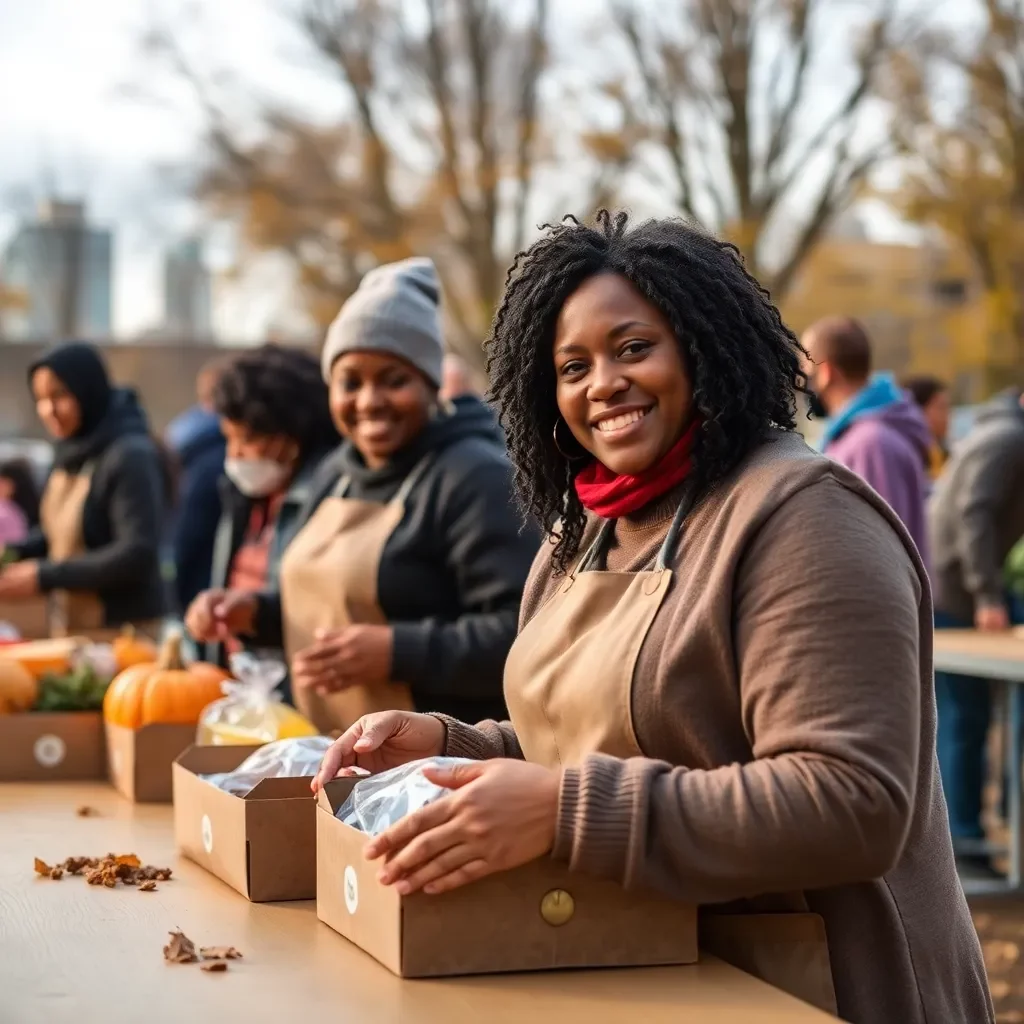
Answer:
[
  {"left": 0, "top": 342, "right": 167, "bottom": 639},
  {"left": 314, "top": 215, "right": 993, "bottom": 1024},
  {"left": 185, "top": 257, "right": 538, "bottom": 733}
]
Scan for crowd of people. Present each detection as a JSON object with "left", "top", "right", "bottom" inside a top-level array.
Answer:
[{"left": 4, "top": 211, "right": 1024, "bottom": 1022}]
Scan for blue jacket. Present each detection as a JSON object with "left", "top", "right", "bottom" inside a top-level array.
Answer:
[{"left": 166, "top": 407, "right": 225, "bottom": 613}]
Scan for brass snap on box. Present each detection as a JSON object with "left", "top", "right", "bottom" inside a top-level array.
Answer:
[
  {"left": 540, "top": 888, "right": 575, "bottom": 927},
  {"left": 316, "top": 778, "right": 698, "bottom": 978}
]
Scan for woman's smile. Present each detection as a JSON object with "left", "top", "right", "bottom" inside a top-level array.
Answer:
[{"left": 591, "top": 404, "right": 655, "bottom": 441}]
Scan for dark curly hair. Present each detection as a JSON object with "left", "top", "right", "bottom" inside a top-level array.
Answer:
[
  {"left": 486, "top": 210, "right": 809, "bottom": 574},
  {"left": 213, "top": 344, "right": 337, "bottom": 457}
]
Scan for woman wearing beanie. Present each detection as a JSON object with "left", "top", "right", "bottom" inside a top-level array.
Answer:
[
  {"left": 0, "top": 342, "right": 168, "bottom": 637},
  {"left": 186, "top": 258, "right": 539, "bottom": 730},
  {"left": 313, "top": 215, "right": 991, "bottom": 1024}
]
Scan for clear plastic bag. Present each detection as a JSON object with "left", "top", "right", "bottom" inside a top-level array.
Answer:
[
  {"left": 336, "top": 757, "right": 475, "bottom": 835},
  {"left": 196, "top": 651, "right": 318, "bottom": 745},
  {"left": 200, "top": 736, "right": 334, "bottom": 796}
]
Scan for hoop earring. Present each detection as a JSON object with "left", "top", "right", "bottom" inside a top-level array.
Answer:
[{"left": 552, "top": 417, "right": 586, "bottom": 462}]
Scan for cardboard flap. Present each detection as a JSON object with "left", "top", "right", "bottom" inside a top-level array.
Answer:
[
  {"left": 245, "top": 776, "right": 317, "bottom": 800},
  {"left": 317, "top": 777, "right": 361, "bottom": 813},
  {"left": 175, "top": 744, "right": 264, "bottom": 774}
]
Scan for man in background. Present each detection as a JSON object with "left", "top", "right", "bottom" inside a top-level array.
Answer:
[
  {"left": 929, "top": 388, "right": 1024, "bottom": 875},
  {"left": 902, "top": 374, "right": 952, "bottom": 481},
  {"left": 165, "top": 360, "right": 226, "bottom": 614},
  {"left": 440, "top": 352, "right": 484, "bottom": 401},
  {"left": 802, "top": 316, "right": 932, "bottom": 565}
]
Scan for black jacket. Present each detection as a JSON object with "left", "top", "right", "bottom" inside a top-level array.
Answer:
[
  {"left": 930, "top": 390, "right": 1024, "bottom": 620},
  {"left": 166, "top": 407, "right": 225, "bottom": 613},
  {"left": 252, "top": 397, "right": 539, "bottom": 723},
  {"left": 203, "top": 450, "right": 333, "bottom": 675},
  {"left": 11, "top": 389, "right": 168, "bottom": 626}
]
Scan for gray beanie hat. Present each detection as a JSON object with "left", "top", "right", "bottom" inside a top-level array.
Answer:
[{"left": 321, "top": 257, "right": 443, "bottom": 387}]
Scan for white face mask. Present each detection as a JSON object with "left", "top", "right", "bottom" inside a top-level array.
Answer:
[{"left": 224, "top": 457, "right": 291, "bottom": 498}]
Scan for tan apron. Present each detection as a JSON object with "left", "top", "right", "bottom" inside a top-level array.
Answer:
[
  {"left": 503, "top": 489, "right": 839, "bottom": 1016},
  {"left": 279, "top": 457, "right": 435, "bottom": 734}
]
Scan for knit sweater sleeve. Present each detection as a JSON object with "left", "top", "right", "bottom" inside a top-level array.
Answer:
[{"left": 551, "top": 478, "right": 923, "bottom": 904}]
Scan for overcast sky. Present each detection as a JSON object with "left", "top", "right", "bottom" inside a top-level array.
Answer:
[{"left": 0, "top": 0, "right": 977, "bottom": 340}]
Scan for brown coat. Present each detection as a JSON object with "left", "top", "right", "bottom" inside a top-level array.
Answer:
[{"left": 440, "top": 430, "right": 991, "bottom": 1024}]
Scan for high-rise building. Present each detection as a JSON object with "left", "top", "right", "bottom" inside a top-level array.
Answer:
[
  {"left": 163, "top": 237, "right": 212, "bottom": 339},
  {"left": 0, "top": 200, "right": 113, "bottom": 340}
]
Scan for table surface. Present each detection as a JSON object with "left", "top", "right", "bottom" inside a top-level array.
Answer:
[
  {"left": 933, "top": 629, "right": 1024, "bottom": 681},
  {"left": 0, "top": 783, "right": 836, "bottom": 1024}
]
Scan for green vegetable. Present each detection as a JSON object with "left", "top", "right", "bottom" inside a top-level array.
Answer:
[
  {"left": 0, "top": 549, "right": 17, "bottom": 568},
  {"left": 33, "top": 664, "right": 109, "bottom": 712}
]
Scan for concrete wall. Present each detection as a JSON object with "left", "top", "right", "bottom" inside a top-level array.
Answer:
[{"left": 0, "top": 341, "right": 314, "bottom": 440}]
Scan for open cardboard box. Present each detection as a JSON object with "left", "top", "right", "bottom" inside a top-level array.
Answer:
[
  {"left": 173, "top": 744, "right": 317, "bottom": 902},
  {"left": 316, "top": 777, "right": 698, "bottom": 978},
  {"left": 106, "top": 722, "right": 197, "bottom": 803},
  {"left": 0, "top": 711, "right": 105, "bottom": 781}
]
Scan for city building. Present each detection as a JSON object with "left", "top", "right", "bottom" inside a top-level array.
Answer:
[
  {"left": 0, "top": 200, "right": 112, "bottom": 341},
  {"left": 163, "top": 237, "right": 212, "bottom": 339}
]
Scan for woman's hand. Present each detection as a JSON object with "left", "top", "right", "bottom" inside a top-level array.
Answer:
[
  {"left": 184, "top": 589, "right": 256, "bottom": 642},
  {"left": 292, "top": 625, "right": 392, "bottom": 695},
  {"left": 312, "top": 711, "right": 446, "bottom": 792},
  {"left": 365, "top": 759, "right": 561, "bottom": 896},
  {"left": 0, "top": 560, "right": 39, "bottom": 599}
]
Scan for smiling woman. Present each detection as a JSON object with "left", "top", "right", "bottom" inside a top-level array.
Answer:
[
  {"left": 314, "top": 213, "right": 993, "bottom": 1024},
  {"left": 185, "top": 258, "right": 539, "bottom": 734}
]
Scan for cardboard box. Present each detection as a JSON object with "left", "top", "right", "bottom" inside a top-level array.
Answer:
[
  {"left": 0, "top": 597, "right": 50, "bottom": 640},
  {"left": 106, "top": 722, "right": 197, "bottom": 803},
  {"left": 0, "top": 711, "right": 105, "bottom": 781},
  {"left": 173, "top": 744, "right": 317, "bottom": 902},
  {"left": 316, "top": 779, "right": 699, "bottom": 977}
]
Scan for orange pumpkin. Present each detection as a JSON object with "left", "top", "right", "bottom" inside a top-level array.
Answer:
[
  {"left": 0, "top": 657, "right": 37, "bottom": 713},
  {"left": 112, "top": 625, "right": 158, "bottom": 672},
  {"left": 103, "top": 632, "right": 229, "bottom": 729}
]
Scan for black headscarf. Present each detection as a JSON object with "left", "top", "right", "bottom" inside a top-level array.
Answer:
[{"left": 29, "top": 342, "right": 144, "bottom": 472}]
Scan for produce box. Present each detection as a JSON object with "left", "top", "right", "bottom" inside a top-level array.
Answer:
[
  {"left": 106, "top": 722, "right": 198, "bottom": 803},
  {"left": 316, "top": 778, "right": 698, "bottom": 978},
  {"left": 0, "top": 711, "right": 105, "bottom": 781},
  {"left": 0, "top": 641, "right": 110, "bottom": 781},
  {"left": 173, "top": 744, "right": 317, "bottom": 902}
]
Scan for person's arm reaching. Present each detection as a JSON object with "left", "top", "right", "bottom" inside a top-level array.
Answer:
[
  {"left": 552, "top": 477, "right": 922, "bottom": 904},
  {"left": 37, "top": 443, "right": 164, "bottom": 593},
  {"left": 389, "top": 453, "right": 540, "bottom": 702}
]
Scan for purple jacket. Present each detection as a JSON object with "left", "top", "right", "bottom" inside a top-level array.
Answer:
[{"left": 824, "top": 393, "right": 932, "bottom": 569}]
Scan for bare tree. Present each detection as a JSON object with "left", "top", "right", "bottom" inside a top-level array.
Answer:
[
  {"left": 607, "top": 0, "right": 921, "bottom": 297},
  {"left": 142, "top": 0, "right": 627, "bottom": 365}
]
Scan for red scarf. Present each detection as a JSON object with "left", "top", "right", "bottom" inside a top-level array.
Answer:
[{"left": 573, "top": 419, "right": 699, "bottom": 519}]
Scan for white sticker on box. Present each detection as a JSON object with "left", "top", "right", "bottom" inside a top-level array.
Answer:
[
  {"left": 343, "top": 865, "right": 358, "bottom": 915},
  {"left": 34, "top": 734, "right": 66, "bottom": 769},
  {"left": 201, "top": 814, "right": 214, "bottom": 854}
]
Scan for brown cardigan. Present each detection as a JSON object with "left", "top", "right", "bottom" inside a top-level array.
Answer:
[{"left": 440, "top": 430, "right": 991, "bottom": 1024}]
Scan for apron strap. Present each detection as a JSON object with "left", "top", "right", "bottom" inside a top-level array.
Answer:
[
  {"left": 576, "top": 478, "right": 699, "bottom": 574},
  {"left": 330, "top": 453, "right": 437, "bottom": 505}
]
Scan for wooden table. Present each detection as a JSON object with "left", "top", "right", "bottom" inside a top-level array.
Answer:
[
  {"left": 0, "top": 783, "right": 836, "bottom": 1024},
  {"left": 934, "top": 629, "right": 1024, "bottom": 894}
]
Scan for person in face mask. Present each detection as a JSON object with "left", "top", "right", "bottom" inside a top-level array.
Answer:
[{"left": 184, "top": 345, "right": 337, "bottom": 680}]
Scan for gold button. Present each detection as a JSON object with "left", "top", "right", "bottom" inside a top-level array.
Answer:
[{"left": 540, "top": 889, "right": 575, "bottom": 927}]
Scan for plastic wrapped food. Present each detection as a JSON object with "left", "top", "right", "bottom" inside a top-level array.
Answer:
[
  {"left": 195, "top": 652, "right": 318, "bottom": 745},
  {"left": 201, "top": 736, "right": 334, "bottom": 796},
  {"left": 336, "top": 757, "right": 475, "bottom": 836}
]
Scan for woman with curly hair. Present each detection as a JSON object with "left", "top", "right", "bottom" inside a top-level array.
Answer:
[
  {"left": 185, "top": 344, "right": 337, "bottom": 673},
  {"left": 314, "top": 213, "right": 991, "bottom": 1024}
]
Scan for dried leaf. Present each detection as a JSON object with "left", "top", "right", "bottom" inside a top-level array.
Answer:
[
  {"left": 33, "top": 858, "right": 53, "bottom": 877},
  {"left": 49, "top": 867, "right": 64, "bottom": 880},
  {"left": 200, "top": 961, "right": 228, "bottom": 973},
  {"left": 163, "top": 930, "right": 199, "bottom": 964},
  {"left": 76, "top": 806, "right": 98, "bottom": 817},
  {"left": 115, "top": 854, "right": 141, "bottom": 868},
  {"left": 139, "top": 880, "right": 157, "bottom": 892},
  {"left": 200, "top": 946, "right": 243, "bottom": 960}
]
